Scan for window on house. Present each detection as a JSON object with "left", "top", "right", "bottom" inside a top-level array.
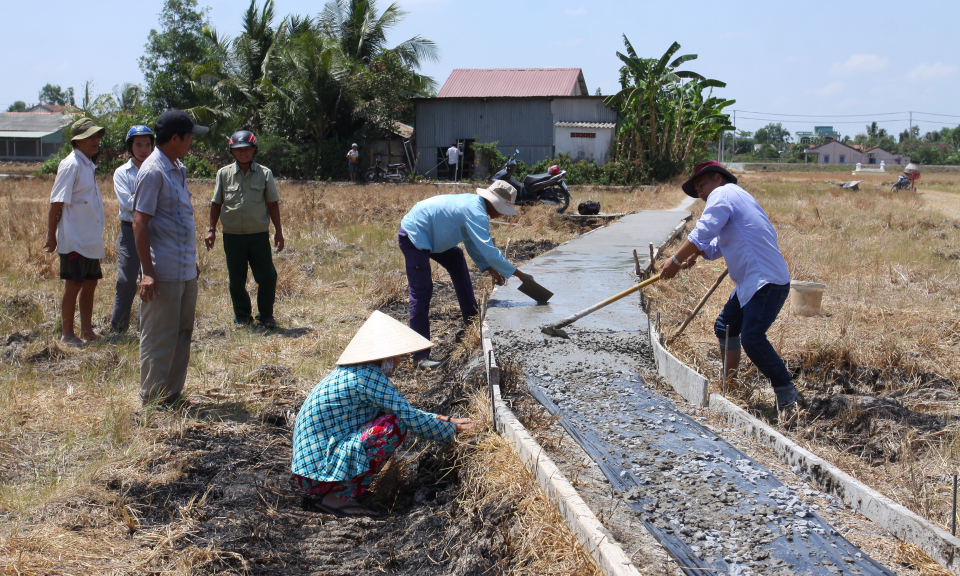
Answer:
[
  {"left": 869, "top": 157, "right": 876, "bottom": 164},
  {"left": 570, "top": 133, "right": 596, "bottom": 139},
  {"left": 823, "top": 155, "right": 830, "bottom": 163},
  {"left": 839, "top": 155, "right": 845, "bottom": 164}
]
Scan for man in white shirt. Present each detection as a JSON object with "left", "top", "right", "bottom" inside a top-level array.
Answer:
[
  {"left": 446, "top": 142, "right": 462, "bottom": 181},
  {"left": 110, "top": 125, "right": 154, "bottom": 334},
  {"left": 660, "top": 161, "right": 798, "bottom": 409},
  {"left": 43, "top": 118, "right": 107, "bottom": 347},
  {"left": 346, "top": 143, "right": 359, "bottom": 183}
]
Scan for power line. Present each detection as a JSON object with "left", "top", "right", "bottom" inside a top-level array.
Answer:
[
  {"left": 732, "top": 109, "right": 959, "bottom": 119},
  {"left": 731, "top": 109, "right": 906, "bottom": 117},
  {"left": 913, "top": 111, "right": 960, "bottom": 119},
  {"left": 736, "top": 116, "right": 911, "bottom": 124}
]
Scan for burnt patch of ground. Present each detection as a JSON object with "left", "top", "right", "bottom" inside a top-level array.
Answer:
[
  {"left": 503, "top": 239, "right": 559, "bottom": 263},
  {"left": 68, "top": 281, "right": 541, "bottom": 575},
  {"left": 727, "top": 362, "right": 959, "bottom": 464}
]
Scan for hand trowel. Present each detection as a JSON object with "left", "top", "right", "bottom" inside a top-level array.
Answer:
[{"left": 517, "top": 278, "right": 553, "bottom": 304}]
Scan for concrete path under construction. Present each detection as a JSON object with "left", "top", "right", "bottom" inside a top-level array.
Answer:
[{"left": 486, "top": 211, "right": 897, "bottom": 576}]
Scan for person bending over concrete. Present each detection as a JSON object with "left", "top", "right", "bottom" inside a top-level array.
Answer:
[
  {"left": 398, "top": 180, "right": 532, "bottom": 370},
  {"left": 134, "top": 110, "right": 209, "bottom": 407},
  {"left": 44, "top": 118, "right": 107, "bottom": 347},
  {"left": 659, "top": 161, "right": 799, "bottom": 409},
  {"left": 291, "top": 311, "right": 475, "bottom": 518},
  {"left": 110, "top": 125, "right": 154, "bottom": 334},
  {"left": 204, "top": 130, "right": 283, "bottom": 330}
]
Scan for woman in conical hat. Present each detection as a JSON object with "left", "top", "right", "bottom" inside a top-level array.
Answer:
[{"left": 291, "top": 311, "right": 476, "bottom": 518}]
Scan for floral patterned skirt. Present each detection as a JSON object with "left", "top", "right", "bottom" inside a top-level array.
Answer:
[{"left": 293, "top": 413, "right": 407, "bottom": 501}]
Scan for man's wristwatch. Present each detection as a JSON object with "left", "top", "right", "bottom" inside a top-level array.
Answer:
[
  {"left": 207, "top": 227, "right": 215, "bottom": 233},
  {"left": 671, "top": 255, "right": 682, "bottom": 266}
]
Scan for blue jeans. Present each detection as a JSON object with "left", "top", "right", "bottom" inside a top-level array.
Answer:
[{"left": 714, "top": 283, "right": 793, "bottom": 392}]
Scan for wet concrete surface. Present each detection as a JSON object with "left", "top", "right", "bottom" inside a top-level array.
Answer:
[{"left": 487, "top": 212, "right": 897, "bottom": 576}]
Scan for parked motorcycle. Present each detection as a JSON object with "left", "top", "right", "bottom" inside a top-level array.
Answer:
[
  {"left": 891, "top": 174, "right": 912, "bottom": 191},
  {"left": 491, "top": 149, "right": 571, "bottom": 213},
  {"left": 364, "top": 156, "right": 408, "bottom": 183}
]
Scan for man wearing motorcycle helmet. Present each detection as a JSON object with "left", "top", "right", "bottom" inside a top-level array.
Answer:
[
  {"left": 109, "top": 125, "right": 154, "bottom": 334},
  {"left": 205, "top": 129, "right": 284, "bottom": 329}
]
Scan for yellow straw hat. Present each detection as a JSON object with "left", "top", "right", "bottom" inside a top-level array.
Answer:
[{"left": 336, "top": 311, "right": 433, "bottom": 365}]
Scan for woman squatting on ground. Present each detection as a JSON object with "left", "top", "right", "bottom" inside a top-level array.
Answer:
[{"left": 291, "top": 311, "right": 476, "bottom": 518}]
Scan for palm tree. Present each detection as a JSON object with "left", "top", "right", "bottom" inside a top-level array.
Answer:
[
  {"left": 192, "top": 0, "right": 281, "bottom": 130},
  {"left": 262, "top": 28, "right": 347, "bottom": 142},
  {"left": 319, "top": 0, "right": 439, "bottom": 93}
]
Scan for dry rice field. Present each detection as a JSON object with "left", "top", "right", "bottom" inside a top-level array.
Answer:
[{"left": 648, "top": 169, "right": 960, "bottom": 543}]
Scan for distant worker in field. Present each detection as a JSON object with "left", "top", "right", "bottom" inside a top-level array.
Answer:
[
  {"left": 659, "top": 161, "right": 799, "bottom": 409},
  {"left": 44, "top": 118, "right": 107, "bottom": 347},
  {"left": 446, "top": 141, "right": 462, "bottom": 181},
  {"left": 110, "top": 125, "right": 154, "bottom": 334},
  {"left": 204, "top": 130, "right": 284, "bottom": 330},
  {"left": 134, "top": 110, "right": 209, "bottom": 407},
  {"left": 398, "top": 180, "right": 533, "bottom": 370},
  {"left": 291, "top": 311, "right": 475, "bottom": 518},
  {"left": 346, "top": 143, "right": 359, "bottom": 183}
]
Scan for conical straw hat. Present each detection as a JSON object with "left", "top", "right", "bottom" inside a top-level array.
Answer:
[{"left": 336, "top": 311, "right": 433, "bottom": 365}]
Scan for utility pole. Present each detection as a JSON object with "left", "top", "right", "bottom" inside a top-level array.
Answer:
[
  {"left": 909, "top": 111, "right": 913, "bottom": 139},
  {"left": 732, "top": 110, "right": 737, "bottom": 161}
]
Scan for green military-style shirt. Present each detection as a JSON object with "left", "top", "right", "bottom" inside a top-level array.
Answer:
[{"left": 212, "top": 162, "right": 281, "bottom": 234}]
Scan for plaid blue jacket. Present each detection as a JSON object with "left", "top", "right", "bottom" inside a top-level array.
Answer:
[{"left": 291, "top": 363, "right": 455, "bottom": 482}]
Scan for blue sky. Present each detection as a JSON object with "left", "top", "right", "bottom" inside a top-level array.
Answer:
[{"left": 4, "top": 0, "right": 957, "bottom": 139}]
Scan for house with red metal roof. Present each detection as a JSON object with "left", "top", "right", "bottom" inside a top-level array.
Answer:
[{"left": 413, "top": 68, "right": 616, "bottom": 177}]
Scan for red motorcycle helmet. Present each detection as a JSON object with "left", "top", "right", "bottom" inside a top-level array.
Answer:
[{"left": 548, "top": 165, "right": 560, "bottom": 175}]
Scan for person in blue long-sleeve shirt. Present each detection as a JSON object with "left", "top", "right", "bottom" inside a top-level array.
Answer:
[
  {"left": 660, "top": 161, "right": 799, "bottom": 409},
  {"left": 399, "top": 181, "right": 533, "bottom": 369}
]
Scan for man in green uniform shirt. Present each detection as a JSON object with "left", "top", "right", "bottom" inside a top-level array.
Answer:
[{"left": 204, "top": 130, "right": 284, "bottom": 329}]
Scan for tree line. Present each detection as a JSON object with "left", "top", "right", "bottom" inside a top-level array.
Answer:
[
  {"left": 32, "top": 0, "right": 436, "bottom": 178},
  {"left": 720, "top": 120, "right": 960, "bottom": 165},
  {"left": 19, "top": 3, "right": 741, "bottom": 183}
]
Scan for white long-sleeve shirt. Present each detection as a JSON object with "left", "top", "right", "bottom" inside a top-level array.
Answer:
[
  {"left": 686, "top": 183, "right": 790, "bottom": 307},
  {"left": 113, "top": 159, "right": 139, "bottom": 223}
]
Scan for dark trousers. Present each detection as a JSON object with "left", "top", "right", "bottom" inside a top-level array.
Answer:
[
  {"left": 399, "top": 231, "right": 478, "bottom": 360},
  {"left": 111, "top": 222, "right": 141, "bottom": 332},
  {"left": 448, "top": 162, "right": 457, "bottom": 181},
  {"left": 714, "top": 283, "right": 793, "bottom": 391},
  {"left": 223, "top": 232, "right": 277, "bottom": 323}
]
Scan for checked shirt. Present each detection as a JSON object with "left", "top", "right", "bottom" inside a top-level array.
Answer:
[{"left": 291, "top": 363, "right": 455, "bottom": 482}]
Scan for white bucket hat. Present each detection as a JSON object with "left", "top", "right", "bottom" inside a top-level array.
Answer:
[
  {"left": 336, "top": 311, "right": 433, "bottom": 365},
  {"left": 477, "top": 180, "right": 518, "bottom": 216}
]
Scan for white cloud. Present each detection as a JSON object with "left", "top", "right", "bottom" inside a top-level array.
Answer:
[
  {"left": 906, "top": 62, "right": 958, "bottom": 81},
  {"left": 810, "top": 82, "right": 843, "bottom": 97},
  {"left": 838, "top": 97, "right": 861, "bottom": 108},
  {"left": 564, "top": 7, "right": 586, "bottom": 16},
  {"left": 831, "top": 54, "right": 888, "bottom": 75}
]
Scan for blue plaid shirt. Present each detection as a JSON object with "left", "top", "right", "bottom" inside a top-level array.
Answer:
[{"left": 291, "top": 363, "right": 455, "bottom": 482}]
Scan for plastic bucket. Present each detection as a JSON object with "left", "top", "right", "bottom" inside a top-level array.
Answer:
[{"left": 789, "top": 281, "right": 826, "bottom": 316}]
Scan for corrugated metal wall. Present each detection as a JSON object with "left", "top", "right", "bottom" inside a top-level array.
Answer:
[
  {"left": 415, "top": 97, "right": 617, "bottom": 175},
  {"left": 550, "top": 98, "right": 617, "bottom": 123},
  {"left": 416, "top": 99, "right": 555, "bottom": 174}
]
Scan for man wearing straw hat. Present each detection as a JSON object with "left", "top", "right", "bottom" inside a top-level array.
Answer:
[
  {"left": 398, "top": 180, "right": 533, "bottom": 370},
  {"left": 292, "top": 311, "right": 475, "bottom": 518},
  {"left": 659, "top": 161, "right": 798, "bottom": 409},
  {"left": 43, "top": 118, "right": 107, "bottom": 347}
]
